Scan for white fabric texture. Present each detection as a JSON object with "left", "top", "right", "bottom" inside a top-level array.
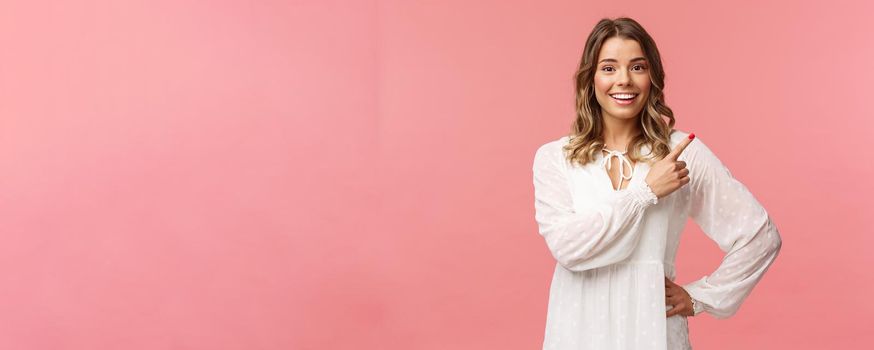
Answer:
[{"left": 531, "top": 129, "right": 782, "bottom": 350}]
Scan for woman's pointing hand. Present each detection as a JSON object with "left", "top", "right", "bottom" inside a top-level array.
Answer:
[{"left": 645, "top": 133, "right": 695, "bottom": 199}]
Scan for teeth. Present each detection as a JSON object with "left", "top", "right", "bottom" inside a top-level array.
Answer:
[{"left": 610, "top": 93, "right": 637, "bottom": 99}]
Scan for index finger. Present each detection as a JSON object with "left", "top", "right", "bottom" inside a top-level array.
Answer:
[{"left": 667, "top": 133, "right": 695, "bottom": 161}]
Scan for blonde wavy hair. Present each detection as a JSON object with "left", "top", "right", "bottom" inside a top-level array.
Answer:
[{"left": 564, "top": 17, "right": 676, "bottom": 167}]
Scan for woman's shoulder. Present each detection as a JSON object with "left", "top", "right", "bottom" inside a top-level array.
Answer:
[
  {"left": 533, "top": 135, "right": 572, "bottom": 168},
  {"left": 668, "top": 128, "right": 693, "bottom": 146},
  {"left": 667, "top": 128, "right": 729, "bottom": 175},
  {"left": 668, "top": 128, "right": 713, "bottom": 159},
  {"left": 535, "top": 135, "right": 571, "bottom": 155}
]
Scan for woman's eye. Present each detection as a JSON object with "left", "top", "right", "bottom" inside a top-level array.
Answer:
[{"left": 601, "top": 65, "right": 646, "bottom": 72}]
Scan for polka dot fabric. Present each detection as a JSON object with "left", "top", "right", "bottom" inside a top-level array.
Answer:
[{"left": 532, "top": 129, "right": 782, "bottom": 350}]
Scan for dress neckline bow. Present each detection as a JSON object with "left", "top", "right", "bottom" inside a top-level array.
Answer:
[{"left": 600, "top": 148, "right": 635, "bottom": 191}]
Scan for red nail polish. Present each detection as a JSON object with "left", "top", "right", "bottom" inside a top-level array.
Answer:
[{"left": 688, "top": 133, "right": 695, "bottom": 140}]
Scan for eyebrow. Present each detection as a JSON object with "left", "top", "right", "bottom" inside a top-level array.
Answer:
[{"left": 598, "top": 57, "right": 648, "bottom": 64}]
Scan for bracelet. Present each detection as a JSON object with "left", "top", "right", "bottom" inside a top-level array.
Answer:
[{"left": 690, "top": 298, "right": 703, "bottom": 316}]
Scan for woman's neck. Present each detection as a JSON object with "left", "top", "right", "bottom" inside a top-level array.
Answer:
[{"left": 602, "top": 119, "right": 641, "bottom": 151}]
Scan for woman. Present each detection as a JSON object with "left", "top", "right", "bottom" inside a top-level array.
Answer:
[{"left": 531, "top": 17, "right": 782, "bottom": 349}]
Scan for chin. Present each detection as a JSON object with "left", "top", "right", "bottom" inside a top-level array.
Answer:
[{"left": 606, "top": 108, "right": 644, "bottom": 120}]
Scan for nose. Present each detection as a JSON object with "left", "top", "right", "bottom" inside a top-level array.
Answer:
[{"left": 617, "top": 68, "right": 632, "bottom": 86}]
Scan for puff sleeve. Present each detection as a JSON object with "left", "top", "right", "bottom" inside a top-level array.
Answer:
[
  {"left": 532, "top": 140, "right": 659, "bottom": 272},
  {"left": 680, "top": 137, "right": 783, "bottom": 319}
]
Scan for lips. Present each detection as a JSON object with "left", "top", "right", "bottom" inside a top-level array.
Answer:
[{"left": 609, "top": 93, "right": 637, "bottom": 105}]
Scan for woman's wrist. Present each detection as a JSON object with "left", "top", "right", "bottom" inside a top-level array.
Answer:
[{"left": 627, "top": 180, "right": 658, "bottom": 208}]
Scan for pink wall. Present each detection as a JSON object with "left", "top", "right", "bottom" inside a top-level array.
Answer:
[{"left": 0, "top": 0, "right": 871, "bottom": 349}]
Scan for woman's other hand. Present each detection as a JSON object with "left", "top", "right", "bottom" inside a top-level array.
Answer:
[{"left": 665, "top": 276, "right": 695, "bottom": 317}]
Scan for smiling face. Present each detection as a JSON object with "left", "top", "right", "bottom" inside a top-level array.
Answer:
[{"left": 593, "top": 37, "right": 652, "bottom": 123}]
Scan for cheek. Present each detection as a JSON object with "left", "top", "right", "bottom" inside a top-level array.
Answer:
[
  {"left": 593, "top": 76, "right": 611, "bottom": 93},
  {"left": 635, "top": 76, "right": 651, "bottom": 92}
]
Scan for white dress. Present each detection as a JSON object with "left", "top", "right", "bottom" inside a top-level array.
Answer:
[{"left": 531, "top": 129, "right": 783, "bottom": 350}]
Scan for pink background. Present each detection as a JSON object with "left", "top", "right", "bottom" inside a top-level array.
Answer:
[{"left": 1, "top": 0, "right": 871, "bottom": 349}]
